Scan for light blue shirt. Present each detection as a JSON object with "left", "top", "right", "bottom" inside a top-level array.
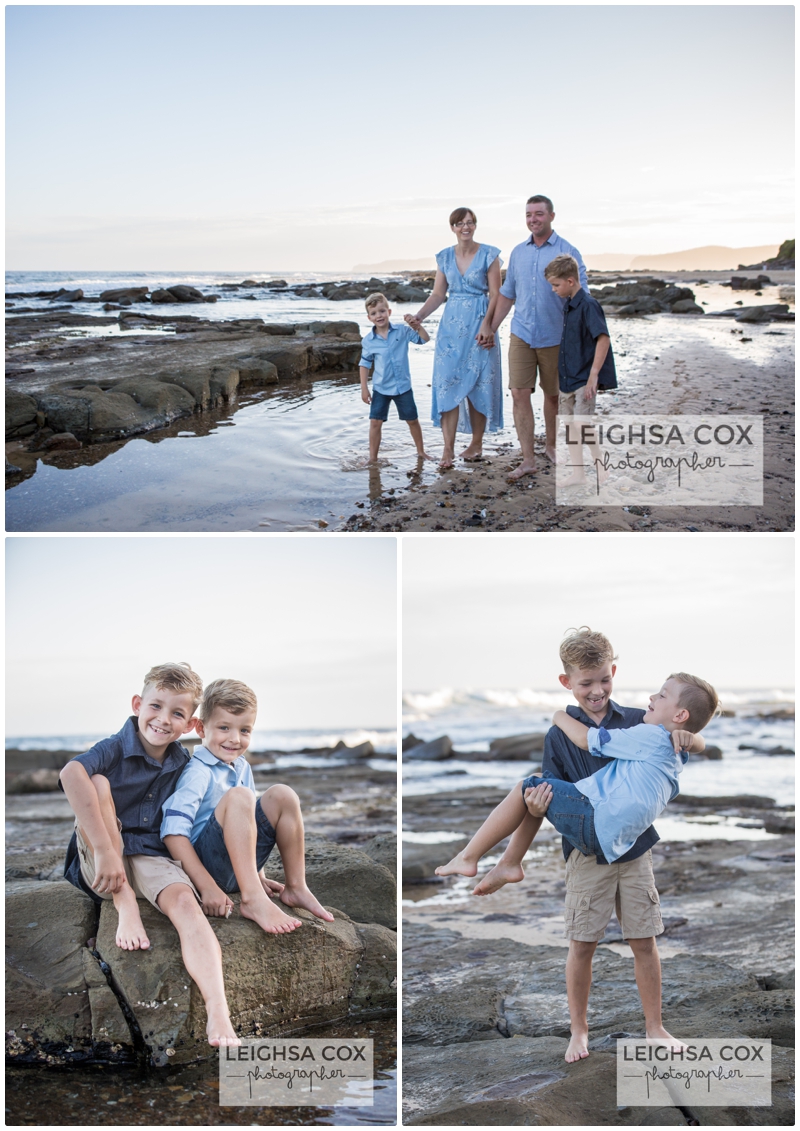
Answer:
[
  {"left": 160, "top": 745, "right": 256, "bottom": 844},
  {"left": 499, "top": 230, "right": 588, "bottom": 348},
  {"left": 576, "top": 723, "right": 688, "bottom": 864},
  {"left": 359, "top": 321, "right": 423, "bottom": 396}
]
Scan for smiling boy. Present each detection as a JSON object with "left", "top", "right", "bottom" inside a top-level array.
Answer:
[
  {"left": 161, "top": 678, "right": 334, "bottom": 935},
  {"left": 359, "top": 292, "right": 432, "bottom": 463},
  {"left": 60, "top": 662, "right": 244, "bottom": 1047}
]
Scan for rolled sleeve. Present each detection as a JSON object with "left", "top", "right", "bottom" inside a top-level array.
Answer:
[
  {"left": 359, "top": 352, "right": 374, "bottom": 369},
  {"left": 589, "top": 725, "right": 653, "bottom": 761},
  {"left": 499, "top": 251, "right": 517, "bottom": 300},
  {"left": 160, "top": 761, "right": 210, "bottom": 840},
  {"left": 587, "top": 726, "right": 612, "bottom": 756}
]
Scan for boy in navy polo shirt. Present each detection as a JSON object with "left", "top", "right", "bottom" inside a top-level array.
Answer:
[
  {"left": 545, "top": 254, "right": 617, "bottom": 486},
  {"left": 60, "top": 662, "right": 241, "bottom": 1048},
  {"left": 359, "top": 292, "right": 432, "bottom": 463}
]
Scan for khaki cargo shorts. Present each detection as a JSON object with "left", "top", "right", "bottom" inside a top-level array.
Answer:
[
  {"left": 563, "top": 848, "right": 663, "bottom": 941},
  {"left": 558, "top": 387, "right": 597, "bottom": 417},
  {"left": 75, "top": 822, "right": 199, "bottom": 911},
  {"left": 508, "top": 335, "right": 560, "bottom": 396}
]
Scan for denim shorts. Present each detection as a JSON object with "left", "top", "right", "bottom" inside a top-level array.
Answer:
[
  {"left": 521, "top": 774, "right": 601, "bottom": 857},
  {"left": 370, "top": 387, "right": 418, "bottom": 421},
  {"left": 192, "top": 796, "right": 277, "bottom": 893}
]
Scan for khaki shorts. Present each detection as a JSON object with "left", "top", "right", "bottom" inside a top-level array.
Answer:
[
  {"left": 558, "top": 387, "right": 597, "bottom": 416},
  {"left": 75, "top": 822, "right": 198, "bottom": 911},
  {"left": 508, "top": 336, "right": 560, "bottom": 396},
  {"left": 563, "top": 848, "right": 663, "bottom": 942}
]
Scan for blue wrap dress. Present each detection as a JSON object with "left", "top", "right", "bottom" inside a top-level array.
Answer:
[{"left": 430, "top": 243, "right": 504, "bottom": 434}]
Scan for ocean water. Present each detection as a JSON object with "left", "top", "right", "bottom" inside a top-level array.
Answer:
[
  {"left": 402, "top": 686, "right": 795, "bottom": 809},
  {"left": 7, "top": 725, "right": 397, "bottom": 756},
  {"left": 6, "top": 271, "right": 793, "bottom": 532}
]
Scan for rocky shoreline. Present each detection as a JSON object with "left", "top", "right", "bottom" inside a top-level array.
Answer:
[
  {"left": 402, "top": 771, "right": 795, "bottom": 1125},
  {"left": 5, "top": 746, "right": 397, "bottom": 1070}
]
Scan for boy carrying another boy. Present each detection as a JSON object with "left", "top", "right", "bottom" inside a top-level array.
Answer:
[
  {"left": 436, "top": 629, "right": 713, "bottom": 1062},
  {"left": 160, "top": 678, "right": 333, "bottom": 933},
  {"left": 60, "top": 662, "right": 241, "bottom": 1047},
  {"left": 359, "top": 292, "right": 432, "bottom": 464},
  {"left": 544, "top": 255, "right": 617, "bottom": 487}
]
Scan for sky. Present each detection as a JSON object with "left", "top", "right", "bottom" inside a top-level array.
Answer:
[
  {"left": 403, "top": 535, "right": 795, "bottom": 692},
  {"left": 5, "top": 536, "right": 397, "bottom": 736},
  {"left": 5, "top": 4, "right": 794, "bottom": 270}
]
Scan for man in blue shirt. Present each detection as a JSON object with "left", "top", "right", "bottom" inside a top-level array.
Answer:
[
  {"left": 485, "top": 196, "right": 587, "bottom": 478},
  {"left": 359, "top": 292, "right": 432, "bottom": 464}
]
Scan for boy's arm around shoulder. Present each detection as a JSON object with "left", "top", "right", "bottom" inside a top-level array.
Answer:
[
  {"left": 552, "top": 709, "right": 590, "bottom": 750},
  {"left": 59, "top": 750, "right": 126, "bottom": 894}
]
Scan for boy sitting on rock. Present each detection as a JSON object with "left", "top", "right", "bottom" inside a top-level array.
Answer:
[
  {"left": 161, "top": 678, "right": 334, "bottom": 935},
  {"left": 60, "top": 662, "right": 242, "bottom": 1047}
]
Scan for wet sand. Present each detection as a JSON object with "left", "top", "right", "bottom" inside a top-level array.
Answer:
[{"left": 344, "top": 317, "right": 794, "bottom": 533}]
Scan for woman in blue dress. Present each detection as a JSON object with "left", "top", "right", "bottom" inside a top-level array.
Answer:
[{"left": 404, "top": 207, "right": 503, "bottom": 468}]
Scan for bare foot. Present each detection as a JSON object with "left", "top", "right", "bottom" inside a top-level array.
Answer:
[
  {"left": 565, "top": 1030, "right": 590, "bottom": 1063},
  {"left": 560, "top": 471, "right": 587, "bottom": 488},
  {"left": 434, "top": 850, "right": 478, "bottom": 878},
  {"left": 472, "top": 860, "right": 525, "bottom": 895},
  {"left": 280, "top": 883, "right": 335, "bottom": 922},
  {"left": 115, "top": 894, "right": 150, "bottom": 950},
  {"left": 545, "top": 445, "right": 557, "bottom": 463},
  {"left": 646, "top": 1027, "right": 687, "bottom": 1051},
  {"left": 240, "top": 892, "right": 303, "bottom": 934},
  {"left": 507, "top": 461, "right": 536, "bottom": 480},
  {"left": 439, "top": 451, "right": 455, "bottom": 470},
  {"left": 461, "top": 443, "right": 483, "bottom": 461},
  {"left": 207, "top": 1005, "right": 241, "bottom": 1048},
  {"left": 417, "top": 450, "right": 435, "bottom": 461}
]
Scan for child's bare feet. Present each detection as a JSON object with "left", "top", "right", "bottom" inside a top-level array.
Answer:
[
  {"left": 280, "top": 883, "right": 335, "bottom": 922},
  {"left": 239, "top": 892, "right": 302, "bottom": 934},
  {"left": 472, "top": 860, "right": 525, "bottom": 895},
  {"left": 565, "top": 1029, "right": 590, "bottom": 1062},
  {"left": 434, "top": 850, "right": 477, "bottom": 878},
  {"left": 545, "top": 444, "right": 557, "bottom": 463},
  {"left": 417, "top": 450, "right": 434, "bottom": 461},
  {"left": 206, "top": 1005, "right": 241, "bottom": 1048},
  {"left": 560, "top": 470, "right": 587, "bottom": 488},
  {"left": 646, "top": 1027, "right": 687, "bottom": 1051},
  {"left": 115, "top": 891, "right": 150, "bottom": 950}
]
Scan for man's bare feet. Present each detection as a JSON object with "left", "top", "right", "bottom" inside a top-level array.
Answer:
[
  {"left": 565, "top": 1030, "right": 590, "bottom": 1062},
  {"left": 434, "top": 850, "right": 478, "bottom": 878},
  {"left": 472, "top": 860, "right": 525, "bottom": 895},
  {"left": 280, "top": 883, "right": 335, "bottom": 922},
  {"left": 646, "top": 1027, "right": 687, "bottom": 1051},
  {"left": 545, "top": 445, "right": 557, "bottom": 463},
  {"left": 240, "top": 892, "right": 303, "bottom": 934},
  {"left": 206, "top": 1004, "right": 241, "bottom": 1048},
  {"left": 115, "top": 894, "right": 150, "bottom": 950},
  {"left": 507, "top": 461, "right": 536, "bottom": 480}
]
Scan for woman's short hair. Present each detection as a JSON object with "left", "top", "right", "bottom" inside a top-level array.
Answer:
[{"left": 449, "top": 207, "right": 477, "bottom": 227}]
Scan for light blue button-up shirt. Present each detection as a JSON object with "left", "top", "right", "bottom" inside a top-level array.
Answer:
[
  {"left": 160, "top": 745, "right": 256, "bottom": 844},
  {"left": 499, "top": 230, "right": 588, "bottom": 348},
  {"left": 359, "top": 321, "right": 423, "bottom": 396},
  {"left": 576, "top": 723, "right": 688, "bottom": 864}
]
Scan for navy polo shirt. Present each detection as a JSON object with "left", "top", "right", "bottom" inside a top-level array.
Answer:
[
  {"left": 558, "top": 287, "right": 617, "bottom": 394},
  {"left": 61, "top": 717, "right": 192, "bottom": 901},
  {"left": 541, "top": 699, "right": 660, "bottom": 864}
]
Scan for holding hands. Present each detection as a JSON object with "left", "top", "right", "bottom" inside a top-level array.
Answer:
[
  {"left": 476, "top": 323, "right": 495, "bottom": 351},
  {"left": 404, "top": 313, "right": 424, "bottom": 333}
]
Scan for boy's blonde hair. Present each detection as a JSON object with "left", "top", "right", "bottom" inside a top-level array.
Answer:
[
  {"left": 199, "top": 678, "right": 258, "bottom": 722},
  {"left": 669, "top": 673, "right": 719, "bottom": 732},
  {"left": 544, "top": 254, "right": 580, "bottom": 282},
  {"left": 142, "top": 662, "right": 203, "bottom": 709},
  {"left": 560, "top": 627, "right": 617, "bottom": 673},
  {"left": 365, "top": 292, "right": 388, "bottom": 312}
]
